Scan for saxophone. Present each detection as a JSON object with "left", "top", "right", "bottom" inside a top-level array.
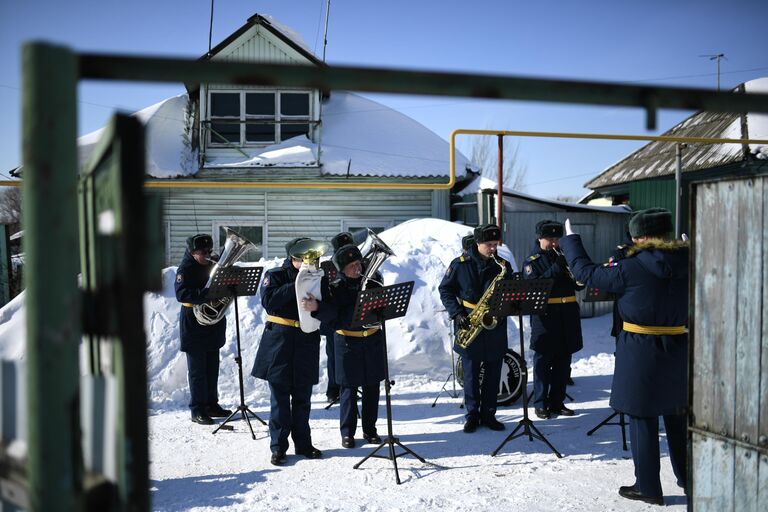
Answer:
[{"left": 455, "top": 254, "right": 507, "bottom": 349}]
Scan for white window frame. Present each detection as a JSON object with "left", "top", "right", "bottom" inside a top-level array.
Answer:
[
  {"left": 207, "top": 89, "right": 313, "bottom": 148},
  {"left": 212, "top": 219, "right": 267, "bottom": 260},
  {"left": 341, "top": 219, "right": 395, "bottom": 234}
]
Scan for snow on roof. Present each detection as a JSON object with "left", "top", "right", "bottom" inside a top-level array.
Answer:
[
  {"left": 76, "top": 91, "right": 472, "bottom": 179},
  {"left": 586, "top": 77, "right": 768, "bottom": 190},
  {"left": 78, "top": 94, "right": 197, "bottom": 179},
  {"left": 458, "top": 176, "right": 631, "bottom": 214}
]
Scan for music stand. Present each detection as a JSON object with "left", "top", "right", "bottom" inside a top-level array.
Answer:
[
  {"left": 431, "top": 329, "right": 462, "bottom": 408},
  {"left": 208, "top": 266, "right": 267, "bottom": 439},
  {"left": 582, "top": 287, "right": 627, "bottom": 450},
  {"left": 489, "top": 277, "right": 564, "bottom": 458},
  {"left": 350, "top": 281, "right": 428, "bottom": 484}
]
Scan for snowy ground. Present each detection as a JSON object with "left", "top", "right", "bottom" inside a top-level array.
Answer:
[{"left": 148, "top": 312, "right": 686, "bottom": 512}]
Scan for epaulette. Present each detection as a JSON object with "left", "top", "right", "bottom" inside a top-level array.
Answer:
[
  {"left": 458, "top": 255, "right": 470, "bottom": 263},
  {"left": 527, "top": 254, "right": 541, "bottom": 261},
  {"left": 616, "top": 244, "right": 627, "bottom": 250}
]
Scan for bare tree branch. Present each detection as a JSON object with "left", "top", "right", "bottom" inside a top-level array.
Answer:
[{"left": 468, "top": 135, "right": 528, "bottom": 192}]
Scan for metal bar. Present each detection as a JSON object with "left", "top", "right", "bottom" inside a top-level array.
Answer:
[
  {"left": 496, "top": 134, "right": 503, "bottom": 229},
  {"left": 77, "top": 54, "right": 768, "bottom": 115},
  {"left": 23, "top": 42, "right": 82, "bottom": 512},
  {"left": 690, "top": 426, "right": 768, "bottom": 456}
]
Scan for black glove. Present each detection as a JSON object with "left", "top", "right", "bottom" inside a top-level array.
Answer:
[{"left": 455, "top": 313, "right": 470, "bottom": 330}]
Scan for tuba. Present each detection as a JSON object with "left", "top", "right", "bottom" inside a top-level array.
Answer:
[
  {"left": 193, "top": 228, "right": 256, "bottom": 326},
  {"left": 359, "top": 228, "right": 395, "bottom": 290},
  {"left": 455, "top": 254, "right": 507, "bottom": 349},
  {"left": 292, "top": 239, "right": 331, "bottom": 333}
]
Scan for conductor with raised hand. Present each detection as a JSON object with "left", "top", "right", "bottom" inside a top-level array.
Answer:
[{"left": 559, "top": 210, "right": 688, "bottom": 506}]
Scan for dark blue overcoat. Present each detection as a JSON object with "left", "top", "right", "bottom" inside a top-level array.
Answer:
[
  {"left": 314, "top": 273, "right": 386, "bottom": 386},
  {"left": 175, "top": 250, "right": 226, "bottom": 352},
  {"left": 251, "top": 259, "right": 327, "bottom": 387},
  {"left": 523, "top": 243, "right": 583, "bottom": 355},
  {"left": 560, "top": 235, "right": 689, "bottom": 417},
  {"left": 438, "top": 246, "right": 512, "bottom": 361}
]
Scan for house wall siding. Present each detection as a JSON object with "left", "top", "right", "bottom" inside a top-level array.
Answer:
[{"left": 156, "top": 188, "right": 439, "bottom": 265}]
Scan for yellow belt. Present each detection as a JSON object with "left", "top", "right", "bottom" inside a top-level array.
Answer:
[
  {"left": 336, "top": 328, "right": 381, "bottom": 338},
  {"left": 462, "top": 300, "right": 477, "bottom": 309},
  {"left": 182, "top": 303, "right": 193, "bottom": 307},
  {"left": 547, "top": 295, "right": 577, "bottom": 304},
  {"left": 623, "top": 322, "right": 688, "bottom": 335},
  {"left": 267, "top": 315, "right": 301, "bottom": 328}
]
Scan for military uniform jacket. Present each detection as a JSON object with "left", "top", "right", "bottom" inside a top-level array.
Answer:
[
  {"left": 314, "top": 272, "right": 386, "bottom": 387},
  {"left": 523, "top": 244, "right": 583, "bottom": 355},
  {"left": 560, "top": 234, "right": 688, "bottom": 417},
  {"left": 175, "top": 250, "right": 226, "bottom": 353},
  {"left": 438, "top": 246, "right": 512, "bottom": 361},
  {"left": 251, "top": 259, "right": 329, "bottom": 387}
]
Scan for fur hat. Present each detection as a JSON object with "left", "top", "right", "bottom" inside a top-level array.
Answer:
[
  {"left": 473, "top": 224, "right": 501, "bottom": 243},
  {"left": 331, "top": 231, "right": 354, "bottom": 251},
  {"left": 332, "top": 244, "right": 363, "bottom": 271},
  {"left": 461, "top": 234, "right": 475, "bottom": 251},
  {"left": 536, "top": 220, "right": 563, "bottom": 238},
  {"left": 629, "top": 208, "right": 673, "bottom": 238},
  {"left": 187, "top": 234, "right": 213, "bottom": 252},
  {"left": 285, "top": 237, "right": 311, "bottom": 257}
]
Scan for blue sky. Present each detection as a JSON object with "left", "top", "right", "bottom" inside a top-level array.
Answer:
[{"left": 1, "top": 0, "right": 766, "bottom": 198}]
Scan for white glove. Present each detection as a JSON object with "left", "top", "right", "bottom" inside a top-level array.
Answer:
[
  {"left": 565, "top": 218, "right": 576, "bottom": 236},
  {"left": 681, "top": 233, "right": 689, "bottom": 241}
]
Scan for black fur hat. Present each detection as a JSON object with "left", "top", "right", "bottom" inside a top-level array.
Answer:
[
  {"left": 331, "top": 231, "right": 354, "bottom": 251},
  {"left": 332, "top": 244, "right": 363, "bottom": 271},
  {"left": 473, "top": 223, "right": 501, "bottom": 243},
  {"left": 536, "top": 220, "right": 564, "bottom": 238},
  {"left": 285, "top": 237, "right": 311, "bottom": 257},
  {"left": 629, "top": 208, "right": 673, "bottom": 238},
  {"left": 461, "top": 234, "right": 475, "bottom": 251},
  {"left": 187, "top": 233, "right": 213, "bottom": 252}
]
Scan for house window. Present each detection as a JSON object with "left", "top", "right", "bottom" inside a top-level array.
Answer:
[
  {"left": 208, "top": 90, "right": 312, "bottom": 147},
  {"left": 213, "top": 222, "right": 265, "bottom": 262},
  {"left": 341, "top": 220, "right": 394, "bottom": 236}
]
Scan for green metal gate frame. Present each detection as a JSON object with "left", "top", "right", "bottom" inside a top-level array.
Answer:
[{"left": 19, "top": 41, "right": 768, "bottom": 512}]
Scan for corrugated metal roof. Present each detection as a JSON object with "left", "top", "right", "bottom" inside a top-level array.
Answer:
[{"left": 586, "top": 78, "right": 768, "bottom": 190}]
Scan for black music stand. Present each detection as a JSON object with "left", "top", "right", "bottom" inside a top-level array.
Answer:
[
  {"left": 489, "top": 277, "right": 564, "bottom": 458},
  {"left": 209, "top": 266, "right": 267, "bottom": 439},
  {"left": 431, "top": 329, "right": 462, "bottom": 408},
  {"left": 582, "top": 287, "right": 628, "bottom": 450},
  {"left": 350, "top": 281, "right": 428, "bottom": 484}
]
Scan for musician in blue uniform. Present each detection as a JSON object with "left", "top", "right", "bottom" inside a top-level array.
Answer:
[
  {"left": 523, "top": 220, "right": 584, "bottom": 420},
  {"left": 320, "top": 231, "right": 354, "bottom": 403},
  {"left": 175, "top": 234, "right": 231, "bottom": 426},
  {"left": 559, "top": 208, "right": 687, "bottom": 506},
  {"left": 439, "top": 224, "right": 513, "bottom": 433},
  {"left": 310, "top": 244, "right": 386, "bottom": 448},
  {"left": 251, "top": 237, "right": 329, "bottom": 466}
]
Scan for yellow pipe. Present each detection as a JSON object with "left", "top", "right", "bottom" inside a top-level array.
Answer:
[{"left": 449, "top": 128, "right": 768, "bottom": 185}]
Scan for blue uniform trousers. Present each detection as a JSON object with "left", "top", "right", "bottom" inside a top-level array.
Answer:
[
  {"left": 268, "top": 382, "right": 314, "bottom": 454},
  {"left": 629, "top": 413, "right": 687, "bottom": 498},
  {"left": 462, "top": 356, "right": 502, "bottom": 421},
  {"left": 185, "top": 350, "right": 220, "bottom": 415},
  {"left": 339, "top": 384, "right": 380, "bottom": 438},
  {"left": 532, "top": 351, "right": 571, "bottom": 409}
]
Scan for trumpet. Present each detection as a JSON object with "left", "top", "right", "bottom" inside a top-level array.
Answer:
[{"left": 552, "top": 246, "right": 585, "bottom": 288}]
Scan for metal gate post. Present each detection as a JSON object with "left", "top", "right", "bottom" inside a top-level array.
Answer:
[{"left": 22, "top": 42, "right": 82, "bottom": 512}]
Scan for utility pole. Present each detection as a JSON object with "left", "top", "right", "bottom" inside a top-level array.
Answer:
[{"left": 700, "top": 53, "right": 726, "bottom": 91}]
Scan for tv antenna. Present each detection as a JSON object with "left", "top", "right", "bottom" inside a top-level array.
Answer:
[{"left": 699, "top": 53, "right": 726, "bottom": 91}]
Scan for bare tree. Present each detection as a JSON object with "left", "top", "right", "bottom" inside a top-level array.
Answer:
[
  {"left": 468, "top": 135, "right": 528, "bottom": 192},
  {"left": 0, "top": 187, "right": 21, "bottom": 233}
]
